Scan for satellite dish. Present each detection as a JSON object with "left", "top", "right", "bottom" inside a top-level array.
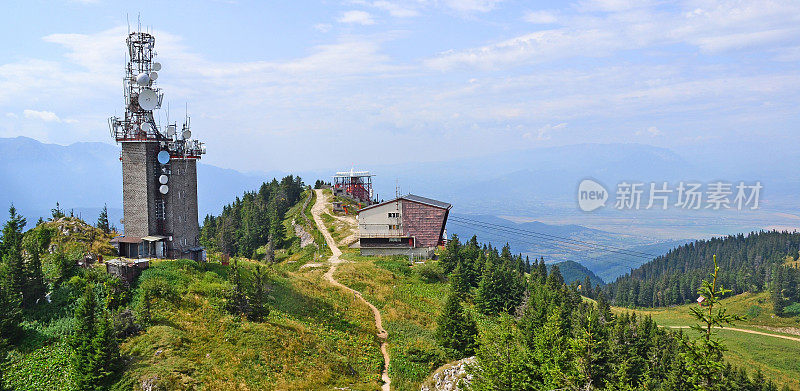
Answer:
[
  {"left": 159, "top": 174, "right": 169, "bottom": 184},
  {"left": 152, "top": 62, "right": 161, "bottom": 71},
  {"left": 138, "top": 89, "right": 158, "bottom": 111},
  {"left": 159, "top": 184, "right": 169, "bottom": 194},
  {"left": 157, "top": 150, "right": 170, "bottom": 165},
  {"left": 182, "top": 130, "right": 192, "bottom": 139},
  {"left": 150, "top": 71, "right": 158, "bottom": 81},
  {"left": 166, "top": 124, "right": 176, "bottom": 137},
  {"left": 136, "top": 72, "right": 151, "bottom": 86},
  {"left": 140, "top": 122, "right": 152, "bottom": 132}
]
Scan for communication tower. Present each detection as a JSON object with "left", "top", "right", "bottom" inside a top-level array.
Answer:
[{"left": 108, "top": 30, "right": 206, "bottom": 261}]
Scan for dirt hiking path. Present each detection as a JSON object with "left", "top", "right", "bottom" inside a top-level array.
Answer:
[
  {"left": 311, "top": 189, "right": 391, "bottom": 391},
  {"left": 669, "top": 326, "right": 800, "bottom": 342}
]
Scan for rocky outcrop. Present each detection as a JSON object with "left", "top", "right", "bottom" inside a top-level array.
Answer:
[{"left": 420, "top": 357, "right": 475, "bottom": 391}]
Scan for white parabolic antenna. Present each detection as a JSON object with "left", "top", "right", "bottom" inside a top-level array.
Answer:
[
  {"left": 166, "top": 124, "right": 176, "bottom": 137},
  {"left": 159, "top": 174, "right": 169, "bottom": 184},
  {"left": 159, "top": 184, "right": 169, "bottom": 194},
  {"left": 138, "top": 89, "right": 158, "bottom": 111},
  {"left": 157, "top": 150, "right": 170, "bottom": 164},
  {"left": 152, "top": 62, "right": 162, "bottom": 71},
  {"left": 140, "top": 122, "right": 152, "bottom": 132},
  {"left": 182, "top": 129, "right": 191, "bottom": 139},
  {"left": 150, "top": 71, "right": 158, "bottom": 81},
  {"left": 136, "top": 72, "right": 150, "bottom": 86}
]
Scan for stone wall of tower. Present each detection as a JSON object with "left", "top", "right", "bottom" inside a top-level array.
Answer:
[
  {"left": 121, "top": 142, "right": 159, "bottom": 238},
  {"left": 164, "top": 158, "right": 200, "bottom": 257}
]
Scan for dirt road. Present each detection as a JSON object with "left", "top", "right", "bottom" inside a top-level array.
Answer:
[
  {"left": 311, "top": 189, "right": 391, "bottom": 391},
  {"left": 669, "top": 326, "right": 800, "bottom": 342}
]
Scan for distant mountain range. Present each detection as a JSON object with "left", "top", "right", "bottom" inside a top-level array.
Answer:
[
  {"left": 2, "top": 136, "right": 796, "bottom": 284},
  {"left": 0, "top": 136, "right": 268, "bottom": 227},
  {"left": 446, "top": 213, "right": 689, "bottom": 283}
]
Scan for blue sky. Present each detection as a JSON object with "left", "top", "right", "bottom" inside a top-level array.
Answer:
[{"left": 1, "top": 0, "right": 798, "bottom": 172}]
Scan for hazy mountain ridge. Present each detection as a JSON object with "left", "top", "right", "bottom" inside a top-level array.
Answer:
[
  {"left": 550, "top": 260, "right": 605, "bottom": 286},
  {"left": 0, "top": 136, "right": 268, "bottom": 224},
  {"left": 446, "top": 213, "right": 675, "bottom": 282}
]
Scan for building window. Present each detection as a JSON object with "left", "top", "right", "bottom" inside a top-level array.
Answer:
[
  {"left": 388, "top": 212, "right": 399, "bottom": 218},
  {"left": 388, "top": 224, "right": 399, "bottom": 230}
]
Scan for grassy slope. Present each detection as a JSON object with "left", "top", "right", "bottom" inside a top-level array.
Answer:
[
  {"left": 335, "top": 255, "right": 449, "bottom": 391},
  {"left": 613, "top": 292, "right": 800, "bottom": 390},
  {"left": 118, "top": 259, "right": 383, "bottom": 390}
]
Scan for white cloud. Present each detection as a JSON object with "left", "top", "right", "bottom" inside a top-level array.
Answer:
[
  {"left": 314, "top": 23, "right": 332, "bottom": 33},
  {"left": 636, "top": 126, "right": 661, "bottom": 137},
  {"left": 524, "top": 10, "right": 557, "bottom": 24},
  {"left": 371, "top": 1, "right": 419, "bottom": 17},
  {"left": 24, "top": 109, "right": 61, "bottom": 122},
  {"left": 444, "top": 0, "right": 503, "bottom": 13},
  {"left": 524, "top": 122, "right": 567, "bottom": 141},
  {"left": 5, "top": 112, "right": 17, "bottom": 119},
  {"left": 426, "top": 0, "right": 800, "bottom": 70},
  {"left": 577, "top": 0, "right": 653, "bottom": 12},
  {"left": 426, "top": 29, "right": 622, "bottom": 70},
  {"left": 338, "top": 10, "right": 376, "bottom": 25}
]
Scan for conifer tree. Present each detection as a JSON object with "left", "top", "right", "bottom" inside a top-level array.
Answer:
[
  {"left": 0, "top": 282, "right": 22, "bottom": 342},
  {"left": 50, "top": 202, "right": 65, "bottom": 221},
  {"left": 546, "top": 264, "right": 564, "bottom": 289},
  {"left": 683, "top": 255, "right": 740, "bottom": 390},
  {"left": 772, "top": 265, "right": 785, "bottom": 315},
  {"left": 73, "top": 286, "right": 97, "bottom": 390},
  {"left": 450, "top": 262, "right": 471, "bottom": 300},
  {"left": 88, "top": 313, "right": 120, "bottom": 389},
  {"left": 2, "top": 206, "right": 27, "bottom": 307},
  {"left": 247, "top": 265, "right": 270, "bottom": 321},
  {"left": 435, "top": 290, "right": 477, "bottom": 358},
  {"left": 96, "top": 204, "right": 110, "bottom": 234},
  {"left": 440, "top": 234, "right": 461, "bottom": 274},
  {"left": 22, "top": 233, "right": 47, "bottom": 307}
]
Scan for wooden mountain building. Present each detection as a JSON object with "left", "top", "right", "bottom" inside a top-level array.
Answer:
[{"left": 357, "top": 194, "right": 451, "bottom": 258}]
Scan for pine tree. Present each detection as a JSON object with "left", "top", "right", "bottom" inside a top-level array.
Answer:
[
  {"left": 475, "top": 258, "right": 524, "bottom": 315},
  {"left": 683, "top": 255, "right": 740, "bottom": 390},
  {"left": 450, "top": 262, "right": 471, "bottom": 300},
  {"left": 0, "top": 282, "right": 22, "bottom": 342},
  {"left": 88, "top": 313, "right": 120, "bottom": 389},
  {"left": 440, "top": 235, "right": 461, "bottom": 274},
  {"left": 22, "top": 233, "right": 47, "bottom": 307},
  {"left": 247, "top": 265, "right": 270, "bottom": 321},
  {"left": 227, "top": 258, "right": 249, "bottom": 316},
  {"left": 73, "top": 287, "right": 97, "bottom": 390},
  {"left": 2, "top": 206, "right": 27, "bottom": 306},
  {"left": 435, "top": 290, "right": 477, "bottom": 358},
  {"left": 50, "top": 202, "right": 65, "bottom": 221},
  {"left": 772, "top": 265, "right": 785, "bottom": 315},
  {"left": 546, "top": 264, "right": 564, "bottom": 289},
  {"left": 96, "top": 204, "right": 110, "bottom": 234}
]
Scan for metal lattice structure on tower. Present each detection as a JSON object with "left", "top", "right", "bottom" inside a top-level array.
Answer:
[
  {"left": 108, "top": 30, "right": 206, "bottom": 261},
  {"left": 333, "top": 169, "right": 374, "bottom": 204}
]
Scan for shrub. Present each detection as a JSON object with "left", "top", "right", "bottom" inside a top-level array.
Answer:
[
  {"left": 414, "top": 262, "right": 445, "bottom": 283},
  {"left": 783, "top": 302, "right": 800, "bottom": 316},
  {"left": 746, "top": 305, "right": 762, "bottom": 319}
]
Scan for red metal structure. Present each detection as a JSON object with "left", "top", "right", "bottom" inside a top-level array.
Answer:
[{"left": 333, "top": 169, "right": 374, "bottom": 204}]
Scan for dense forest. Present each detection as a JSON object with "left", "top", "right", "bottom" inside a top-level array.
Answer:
[
  {"left": 435, "top": 237, "right": 789, "bottom": 390},
  {"left": 773, "top": 262, "right": 800, "bottom": 315},
  {"left": 603, "top": 231, "right": 800, "bottom": 308},
  {"left": 199, "top": 175, "right": 305, "bottom": 258}
]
